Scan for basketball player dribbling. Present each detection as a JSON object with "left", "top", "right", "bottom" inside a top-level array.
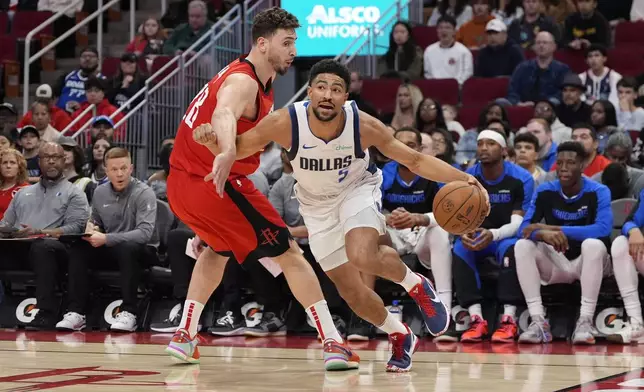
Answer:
[
  {"left": 165, "top": 8, "right": 358, "bottom": 371},
  {"left": 194, "top": 59, "right": 490, "bottom": 372}
]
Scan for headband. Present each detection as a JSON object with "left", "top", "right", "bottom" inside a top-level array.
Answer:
[{"left": 478, "top": 130, "right": 507, "bottom": 148}]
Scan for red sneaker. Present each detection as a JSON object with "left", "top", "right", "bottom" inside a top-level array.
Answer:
[
  {"left": 491, "top": 315, "right": 518, "bottom": 343},
  {"left": 323, "top": 339, "right": 360, "bottom": 371},
  {"left": 460, "top": 315, "right": 488, "bottom": 343}
]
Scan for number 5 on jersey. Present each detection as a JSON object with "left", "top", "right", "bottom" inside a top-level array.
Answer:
[{"left": 338, "top": 168, "right": 348, "bottom": 182}]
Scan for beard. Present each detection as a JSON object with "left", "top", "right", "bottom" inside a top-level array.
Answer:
[
  {"left": 311, "top": 106, "right": 339, "bottom": 122},
  {"left": 268, "top": 52, "right": 288, "bottom": 76},
  {"left": 81, "top": 63, "right": 98, "bottom": 76}
]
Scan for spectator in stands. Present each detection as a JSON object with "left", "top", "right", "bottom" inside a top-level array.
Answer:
[
  {"left": 525, "top": 118, "right": 559, "bottom": 170},
  {"left": 148, "top": 138, "right": 173, "bottom": 201},
  {"left": 579, "top": 44, "right": 622, "bottom": 109},
  {"left": 423, "top": 15, "right": 474, "bottom": 84},
  {"left": 632, "top": 1, "right": 644, "bottom": 20},
  {"left": 88, "top": 116, "right": 115, "bottom": 142},
  {"left": 515, "top": 141, "right": 612, "bottom": 345},
  {"left": 0, "top": 103, "right": 17, "bottom": 135},
  {"left": 475, "top": 19, "right": 525, "bottom": 77},
  {"left": 508, "top": 0, "right": 560, "bottom": 49},
  {"left": 54, "top": 47, "right": 103, "bottom": 114},
  {"left": 31, "top": 100, "right": 61, "bottom": 142},
  {"left": 590, "top": 100, "right": 619, "bottom": 153},
  {"left": 506, "top": 32, "right": 570, "bottom": 106},
  {"left": 18, "top": 85, "right": 72, "bottom": 132},
  {"left": 601, "top": 163, "right": 633, "bottom": 200},
  {"left": 390, "top": 84, "right": 423, "bottom": 130},
  {"left": 456, "top": 102, "right": 510, "bottom": 164},
  {"left": 258, "top": 142, "right": 282, "bottom": 184},
  {"left": 493, "top": 0, "right": 524, "bottom": 25},
  {"left": 348, "top": 71, "right": 378, "bottom": 118},
  {"left": 591, "top": 132, "right": 644, "bottom": 197},
  {"left": 126, "top": 17, "right": 166, "bottom": 58},
  {"left": 563, "top": 0, "right": 611, "bottom": 50},
  {"left": 87, "top": 137, "right": 111, "bottom": 185},
  {"left": 514, "top": 131, "right": 547, "bottom": 185},
  {"left": 428, "top": 0, "right": 473, "bottom": 28},
  {"left": 557, "top": 73, "right": 592, "bottom": 127},
  {"left": 377, "top": 21, "right": 423, "bottom": 79},
  {"left": 19, "top": 126, "right": 41, "bottom": 183},
  {"left": 456, "top": 0, "right": 495, "bottom": 48},
  {"left": 37, "top": 0, "right": 82, "bottom": 58},
  {"left": 552, "top": 124, "right": 611, "bottom": 176},
  {"left": 0, "top": 135, "right": 12, "bottom": 150},
  {"left": 532, "top": 99, "right": 572, "bottom": 144},
  {"left": 58, "top": 136, "right": 95, "bottom": 204},
  {"left": 163, "top": 0, "right": 214, "bottom": 56},
  {"left": 71, "top": 77, "right": 124, "bottom": 135},
  {"left": 453, "top": 129, "right": 533, "bottom": 343},
  {"left": 107, "top": 53, "right": 147, "bottom": 111},
  {"left": 421, "top": 132, "right": 434, "bottom": 155},
  {"left": 56, "top": 147, "right": 157, "bottom": 332},
  {"left": 430, "top": 128, "right": 458, "bottom": 167},
  {"left": 617, "top": 77, "right": 644, "bottom": 131},
  {"left": 543, "top": 0, "right": 577, "bottom": 24},
  {"left": 416, "top": 97, "right": 447, "bottom": 134},
  {"left": 0, "top": 148, "right": 28, "bottom": 219},
  {"left": 0, "top": 142, "right": 90, "bottom": 329},
  {"left": 160, "top": 0, "right": 218, "bottom": 29}
]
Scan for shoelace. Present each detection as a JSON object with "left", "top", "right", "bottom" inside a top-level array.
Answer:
[
  {"left": 529, "top": 320, "right": 547, "bottom": 339},
  {"left": 412, "top": 288, "right": 437, "bottom": 318},
  {"left": 497, "top": 317, "right": 515, "bottom": 333}
]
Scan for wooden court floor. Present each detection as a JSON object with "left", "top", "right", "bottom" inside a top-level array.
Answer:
[{"left": 1, "top": 331, "right": 644, "bottom": 391}]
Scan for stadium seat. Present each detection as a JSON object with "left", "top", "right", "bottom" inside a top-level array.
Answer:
[
  {"left": 554, "top": 50, "right": 587, "bottom": 73},
  {"left": 101, "top": 57, "right": 121, "bottom": 78},
  {"left": 505, "top": 105, "right": 534, "bottom": 129},
  {"left": 615, "top": 21, "right": 644, "bottom": 47},
  {"left": 361, "top": 78, "right": 401, "bottom": 114},
  {"left": 149, "top": 56, "right": 176, "bottom": 84},
  {"left": 414, "top": 78, "right": 459, "bottom": 106},
  {"left": 457, "top": 104, "right": 485, "bottom": 130},
  {"left": 411, "top": 25, "right": 437, "bottom": 50},
  {"left": 0, "top": 12, "right": 8, "bottom": 34},
  {"left": 0, "top": 35, "right": 17, "bottom": 62},
  {"left": 461, "top": 77, "right": 509, "bottom": 106},
  {"left": 611, "top": 198, "right": 637, "bottom": 241},
  {"left": 608, "top": 47, "right": 644, "bottom": 77},
  {"left": 11, "top": 11, "right": 53, "bottom": 37},
  {"left": 155, "top": 200, "right": 177, "bottom": 254}
]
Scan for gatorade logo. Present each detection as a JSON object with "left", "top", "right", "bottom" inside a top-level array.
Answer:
[
  {"left": 241, "top": 302, "right": 263, "bottom": 328},
  {"left": 518, "top": 309, "right": 531, "bottom": 333},
  {"left": 15, "top": 298, "right": 39, "bottom": 323},
  {"left": 168, "top": 303, "right": 182, "bottom": 321},
  {"left": 595, "top": 307, "right": 626, "bottom": 336},
  {"left": 104, "top": 300, "right": 123, "bottom": 325},
  {"left": 305, "top": 5, "right": 382, "bottom": 39},
  {"left": 451, "top": 305, "right": 470, "bottom": 332}
]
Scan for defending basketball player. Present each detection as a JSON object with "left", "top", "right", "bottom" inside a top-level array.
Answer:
[
  {"left": 195, "top": 59, "right": 489, "bottom": 372},
  {"left": 165, "top": 9, "right": 358, "bottom": 371}
]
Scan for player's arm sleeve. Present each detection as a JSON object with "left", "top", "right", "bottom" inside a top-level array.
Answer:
[
  {"left": 623, "top": 189, "right": 644, "bottom": 236},
  {"left": 561, "top": 186, "right": 612, "bottom": 241},
  {"left": 235, "top": 109, "right": 291, "bottom": 159},
  {"left": 105, "top": 189, "right": 157, "bottom": 246},
  {"left": 268, "top": 179, "right": 286, "bottom": 219}
]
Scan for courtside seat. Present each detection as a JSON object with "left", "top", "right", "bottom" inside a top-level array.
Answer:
[{"left": 611, "top": 198, "right": 637, "bottom": 241}]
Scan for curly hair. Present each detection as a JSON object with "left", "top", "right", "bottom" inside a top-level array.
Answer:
[
  {"left": 0, "top": 148, "right": 28, "bottom": 186},
  {"left": 251, "top": 7, "right": 300, "bottom": 42}
]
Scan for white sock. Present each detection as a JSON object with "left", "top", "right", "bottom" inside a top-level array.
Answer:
[
  {"left": 526, "top": 297, "right": 545, "bottom": 319},
  {"left": 468, "top": 303, "right": 482, "bottom": 319},
  {"left": 579, "top": 297, "right": 597, "bottom": 320},
  {"left": 306, "top": 300, "right": 344, "bottom": 343},
  {"left": 503, "top": 304, "right": 517, "bottom": 320},
  {"left": 621, "top": 286, "right": 643, "bottom": 324},
  {"left": 398, "top": 267, "right": 422, "bottom": 292},
  {"left": 377, "top": 311, "right": 408, "bottom": 335},
  {"left": 179, "top": 300, "right": 204, "bottom": 338},
  {"left": 438, "top": 290, "right": 453, "bottom": 313},
  {"left": 611, "top": 236, "right": 643, "bottom": 323}
]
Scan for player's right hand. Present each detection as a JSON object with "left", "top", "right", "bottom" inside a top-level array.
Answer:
[
  {"left": 204, "top": 151, "right": 236, "bottom": 198},
  {"left": 539, "top": 230, "right": 569, "bottom": 253},
  {"left": 466, "top": 175, "right": 490, "bottom": 216},
  {"left": 193, "top": 123, "right": 218, "bottom": 146},
  {"left": 192, "top": 235, "right": 205, "bottom": 258},
  {"left": 628, "top": 229, "right": 644, "bottom": 263}
]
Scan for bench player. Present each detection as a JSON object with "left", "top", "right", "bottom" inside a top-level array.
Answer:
[
  {"left": 165, "top": 8, "right": 357, "bottom": 371},
  {"left": 195, "top": 59, "right": 489, "bottom": 372}
]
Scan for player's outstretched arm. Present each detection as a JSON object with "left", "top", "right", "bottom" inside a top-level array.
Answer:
[{"left": 234, "top": 108, "right": 293, "bottom": 159}]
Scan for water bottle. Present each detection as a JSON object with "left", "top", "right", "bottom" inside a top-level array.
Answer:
[{"left": 389, "top": 300, "right": 403, "bottom": 324}]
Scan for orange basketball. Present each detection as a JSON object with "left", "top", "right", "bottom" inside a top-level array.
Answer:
[{"left": 432, "top": 181, "right": 488, "bottom": 235}]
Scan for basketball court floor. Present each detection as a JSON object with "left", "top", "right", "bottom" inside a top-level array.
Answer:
[{"left": 1, "top": 331, "right": 644, "bottom": 391}]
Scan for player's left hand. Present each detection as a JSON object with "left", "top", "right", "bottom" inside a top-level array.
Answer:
[
  {"left": 470, "top": 228, "right": 493, "bottom": 251},
  {"left": 205, "top": 151, "right": 235, "bottom": 198},
  {"left": 522, "top": 223, "right": 560, "bottom": 239},
  {"left": 390, "top": 208, "right": 415, "bottom": 229},
  {"left": 466, "top": 175, "right": 490, "bottom": 216},
  {"left": 193, "top": 123, "right": 218, "bottom": 146}
]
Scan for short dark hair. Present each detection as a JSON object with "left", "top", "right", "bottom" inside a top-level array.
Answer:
[
  {"left": 437, "top": 15, "right": 457, "bottom": 28},
  {"left": 572, "top": 123, "right": 597, "bottom": 140},
  {"left": 308, "top": 59, "right": 351, "bottom": 92},
  {"left": 514, "top": 132, "right": 540, "bottom": 151},
  {"left": 557, "top": 141, "right": 588, "bottom": 161},
  {"left": 586, "top": 43, "right": 607, "bottom": 58},
  {"left": 486, "top": 119, "right": 511, "bottom": 137},
  {"left": 104, "top": 147, "right": 131, "bottom": 163},
  {"left": 251, "top": 7, "right": 300, "bottom": 43},
  {"left": 395, "top": 127, "right": 422, "bottom": 145},
  {"left": 617, "top": 76, "right": 638, "bottom": 90},
  {"left": 85, "top": 76, "right": 107, "bottom": 91}
]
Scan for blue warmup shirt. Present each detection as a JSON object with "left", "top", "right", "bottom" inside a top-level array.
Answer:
[
  {"left": 622, "top": 188, "right": 644, "bottom": 236},
  {"left": 520, "top": 178, "right": 612, "bottom": 259},
  {"left": 541, "top": 142, "right": 558, "bottom": 172},
  {"left": 381, "top": 161, "right": 439, "bottom": 213},
  {"left": 56, "top": 70, "right": 104, "bottom": 113}
]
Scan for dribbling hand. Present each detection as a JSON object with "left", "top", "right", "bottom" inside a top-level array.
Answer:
[
  {"left": 467, "top": 175, "right": 490, "bottom": 216},
  {"left": 193, "top": 123, "right": 218, "bottom": 146}
]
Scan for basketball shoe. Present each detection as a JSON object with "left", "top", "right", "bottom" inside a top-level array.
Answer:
[
  {"left": 323, "top": 339, "right": 360, "bottom": 371},
  {"left": 166, "top": 328, "right": 201, "bottom": 364},
  {"left": 460, "top": 315, "right": 488, "bottom": 343},
  {"left": 491, "top": 315, "right": 518, "bottom": 343},
  {"left": 518, "top": 316, "right": 552, "bottom": 344},
  {"left": 407, "top": 273, "right": 449, "bottom": 336},
  {"left": 607, "top": 318, "right": 644, "bottom": 344},
  {"left": 386, "top": 323, "right": 419, "bottom": 373},
  {"left": 572, "top": 316, "right": 598, "bottom": 345}
]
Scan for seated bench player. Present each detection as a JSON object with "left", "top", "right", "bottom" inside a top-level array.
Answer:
[
  {"left": 452, "top": 129, "right": 534, "bottom": 343},
  {"left": 514, "top": 141, "right": 612, "bottom": 345}
]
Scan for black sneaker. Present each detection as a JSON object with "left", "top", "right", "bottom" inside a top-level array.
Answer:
[
  {"left": 150, "top": 305, "right": 204, "bottom": 333},
  {"left": 347, "top": 316, "right": 373, "bottom": 341},
  {"left": 209, "top": 311, "right": 246, "bottom": 336},
  {"left": 316, "top": 314, "right": 347, "bottom": 341},
  {"left": 433, "top": 318, "right": 459, "bottom": 342},
  {"left": 26, "top": 310, "right": 56, "bottom": 331},
  {"left": 245, "top": 312, "right": 287, "bottom": 337}
]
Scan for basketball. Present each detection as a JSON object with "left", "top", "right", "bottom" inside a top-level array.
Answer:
[{"left": 432, "top": 181, "right": 488, "bottom": 235}]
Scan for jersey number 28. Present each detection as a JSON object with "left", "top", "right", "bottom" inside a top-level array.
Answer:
[{"left": 182, "top": 64, "right": 230, "bottom": 128}]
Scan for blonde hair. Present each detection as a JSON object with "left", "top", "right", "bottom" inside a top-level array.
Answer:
[
  {"left": 391, "top": 83, "right": 423, "bottom": 130},
  {"left": 0, "top": 148, "right": 28, "bottom": 187}
]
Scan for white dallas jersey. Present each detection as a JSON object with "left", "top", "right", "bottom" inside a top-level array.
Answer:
[{"left": 286, "top": 100, "right": 378, "bottom": 202}]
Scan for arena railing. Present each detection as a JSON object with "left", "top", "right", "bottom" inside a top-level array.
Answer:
[
  {"left": 283, "top": 0, "right": 422, "bottom": 107},
  {"left": 242, "top": 0, "right": 278, "bottom": 51},
  {"left": 23, "top": 0, "right": 140, "bottom": 114},
  {"left": 66, "top": 5, "right": 244, "bottom": 180}
]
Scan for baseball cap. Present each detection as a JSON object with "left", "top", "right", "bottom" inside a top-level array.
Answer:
[
  {"left": 486, "top": 19, "right": 507, "bottom": 33},
  {"left": 0, "top": 103, "right": 17, "bottom": 115},
  {"left": 19, "top": 125, "right": 39, "bottom": 139},
  {"left": 57, "top": 135, "right": 78, "bottom": 147},
  {"left": 121, "top": 52, "right": 138, "bottom": 62},
  {"left": 92, "top": 115, "right": 115, "bottom": 128},
  {"left": 36, "top": 84, "right": 53, "bottom": 99},
  {"left": 562, "top": 73, "right": 584, "bottom": 90}
]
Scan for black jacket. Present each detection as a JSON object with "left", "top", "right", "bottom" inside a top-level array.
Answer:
[{"left": 475, "top": 41, "right": 525, "bottom": 78}]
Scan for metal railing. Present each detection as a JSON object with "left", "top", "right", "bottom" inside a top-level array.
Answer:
[
  {"left": 284, "top": 0, "right": 423, "bottom": 107},
  {"left": 22, "top": 0, "right": 140, "bottom": 114},
  {"left": 67, "top": 5, "right": 244, "bottom": 180},
  {"left": 242, "top": 0, "right": 278, "bottom": 50}
]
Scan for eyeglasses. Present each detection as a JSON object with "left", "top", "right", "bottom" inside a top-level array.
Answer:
[
  {"left": 41, "top": 154, "right": 64, "bottom": 161},
  {"left": 422, "top": 104, "right": 437, "bottom": 110}
]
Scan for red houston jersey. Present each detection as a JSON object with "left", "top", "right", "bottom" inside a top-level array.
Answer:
[{"left": 171, "top": 56, "right": 274, "bottom": 177}]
